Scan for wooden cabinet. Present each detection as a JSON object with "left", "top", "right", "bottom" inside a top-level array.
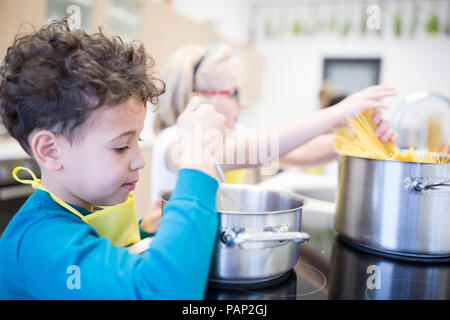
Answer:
[
  {"left": 1, "top": 0, "right": 263, "bottom": 100},
  {"left": 0, "top": 0, "right": 47, "bottom": 57},
  {"left": 140, "top": 2, "right": 263, "bottom": 101},
  {"left": 141, "top": 1, "right": 214, "bottom": 70}
]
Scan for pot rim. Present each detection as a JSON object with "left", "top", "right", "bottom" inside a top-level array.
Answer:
[
  {"left": 339, "top": 153, "right": 450, "bottom": 166},
  {"left": 157, "top": 185, "right": 308, "bottom": 215}
]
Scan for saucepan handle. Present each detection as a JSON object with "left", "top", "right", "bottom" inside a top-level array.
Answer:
[
  {"left": 221, "top": 230, "right": 310, "bottom": 246},
  {"left": 404, "top": 177, "right": 450, "bottom": 194}
]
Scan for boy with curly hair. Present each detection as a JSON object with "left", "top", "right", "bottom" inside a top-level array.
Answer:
[{"left": 0, "top": 20, "right": 226, "bottom": 299}]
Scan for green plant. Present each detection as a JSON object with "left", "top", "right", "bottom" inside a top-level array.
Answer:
[
  {"left": 341, "top": 21, "right": 351, "bottom": 37},
  {"left": 394, "top": 12, "right": 402, "bottom": 37},
  {"left": 293, "top": 19, "right": 301, "bottom": 35},
  {"left": 426, "top": 13, "right": 439, "bottom": 34},
  {"left": 264, "top": 19, "right": 272, "bottom": 37}
]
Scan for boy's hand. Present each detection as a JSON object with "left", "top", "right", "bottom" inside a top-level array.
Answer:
[
  {"left": 176, "top": 96, "right": 226, "bottom": 178},
  {"left": 140, "top": 199, "right": 162, "bottom": 234}
]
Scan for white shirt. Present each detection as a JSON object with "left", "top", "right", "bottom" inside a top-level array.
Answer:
[
  {"left": 150, "top": 123, "right": 249, "bottom": 202},
  {"left": 150, "top": 126, "right": 179, "bottom": 202}
]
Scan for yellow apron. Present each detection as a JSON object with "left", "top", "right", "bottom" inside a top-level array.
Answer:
[
  {"left": 225, "top": 169, "right": 246, "bottom": 184},
  {"left": 13, "top": 167, "right": 141, "bottom": 247},
  {"left": 305, "top": 167, "right": 325, "bottom": 175}
]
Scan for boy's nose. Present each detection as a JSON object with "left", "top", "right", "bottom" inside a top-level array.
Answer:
[{"left": 130, "top": 148, "right": 146, "bottom": 171}]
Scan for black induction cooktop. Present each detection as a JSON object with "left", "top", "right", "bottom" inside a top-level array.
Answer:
[{"left": 205, "top": 209, "right": 450, "bottom": 300}]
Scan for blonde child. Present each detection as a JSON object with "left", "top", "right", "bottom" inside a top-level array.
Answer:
[{"left": 150, "top": 44, "right": 397, "bottom": 201}]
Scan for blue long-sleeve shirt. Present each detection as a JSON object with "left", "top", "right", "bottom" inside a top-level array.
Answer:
[{"left": 0, "top": 168, "right": 219, "bottom": 299}]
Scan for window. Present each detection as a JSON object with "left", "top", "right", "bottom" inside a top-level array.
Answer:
[
  {"left": 107, "top": 0, "right": 141, "bottom": 42},
  {"left": 323, "top": 58, "right": 381, "bottom": 95},
  {"left": 46, "top": 0, "right": 93, "bottom": 31}
]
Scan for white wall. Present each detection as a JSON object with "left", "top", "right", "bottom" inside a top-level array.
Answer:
[
  {"left": 238, "top": 35, "right": 450, "bottom": 129},
  {"left": 171, "top": 0, "right": 251, "bottom": 44},
  {"left": 238, "top": 0, "right": 450, "bottom": 130},
  {"left": 168, "top": 0, "right": 450, "bottom": 135}
]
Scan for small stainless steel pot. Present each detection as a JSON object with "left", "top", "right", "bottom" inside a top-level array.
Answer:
[
  {"left": 159, "top": 183, "right": 309, "bottom": 283},
  {"left": 334, "top": 154, "right": 450, "bottom": 258}
]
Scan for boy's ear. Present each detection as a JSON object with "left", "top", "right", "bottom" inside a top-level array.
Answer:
[{"left": 29, "top": 130, "right": 62, "bottom": 171}]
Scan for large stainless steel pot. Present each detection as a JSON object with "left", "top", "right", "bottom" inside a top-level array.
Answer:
[
  {"left": 159, "top": 183, "right": 310, "bottom": 283},
  {"left": 334, "top": 154, "right": 450, "bottom": 258}
]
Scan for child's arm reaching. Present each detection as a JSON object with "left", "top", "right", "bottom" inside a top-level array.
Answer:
[
  {"left": 278, "top": 112, "right": 397, "bottom": 168},
  {"left": 164, "top": 86, "right": 396, "bottom": 172},
  {"left": 220, "top": 85, "right": 397, "bottom": 171},
  {"left": 279, "top": 134, "right": 338, "bottom": 168}
]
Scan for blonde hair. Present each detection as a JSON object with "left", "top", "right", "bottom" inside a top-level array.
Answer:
[{"left": 153, "top": 43, "right": 240, "bottom": 133}]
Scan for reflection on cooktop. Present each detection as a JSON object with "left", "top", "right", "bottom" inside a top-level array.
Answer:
[
  {"left": 206, "top": 209, "right": 450, "bottom": 300},
  {"left": 206, "top": 261, "right": 327, "bottom": 300},
  {"left": 328, "top": 237, "right": 450, "bottom": 300}
]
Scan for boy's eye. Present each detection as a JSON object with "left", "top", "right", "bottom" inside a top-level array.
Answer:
[{"left": 114, "top": 146, "right": 129, "bottom": 154}]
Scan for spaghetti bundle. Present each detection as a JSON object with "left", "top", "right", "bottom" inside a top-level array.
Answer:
[{"left": 334, "top": 109, "right": 449, "bottom": 164}]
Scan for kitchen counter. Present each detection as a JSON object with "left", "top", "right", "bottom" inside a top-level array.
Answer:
[
  {"left": 258, "top": 167, "right": 337, "bottom": 217},
  {"left": 258, "top": 167, "right": 338, "bottom": 191}
]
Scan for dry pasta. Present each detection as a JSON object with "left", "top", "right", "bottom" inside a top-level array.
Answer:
[{"left": 334, "top": 109, "right": 449, "bottom": 164}]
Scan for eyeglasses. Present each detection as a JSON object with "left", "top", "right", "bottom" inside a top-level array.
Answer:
[{"left": 195, "top": 89, "right": 241, "bottom": 101}]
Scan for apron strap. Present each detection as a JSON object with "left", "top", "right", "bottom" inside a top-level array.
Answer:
[
  {"left": 12, "top": 166, "right": 86, "bottom": 220},
  {"left": 12, "top": 166, "right": 41, "bottom": 188}
]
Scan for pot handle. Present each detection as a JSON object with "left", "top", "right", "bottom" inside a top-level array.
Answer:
[
  {"left": 404, "top": 177, "right": 450, "bottom": 193},
  {"left": 221, "top": 230, "right": 310, "bottom": 246}
]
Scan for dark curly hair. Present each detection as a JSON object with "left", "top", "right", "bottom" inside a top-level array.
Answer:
[{"left": 0, "top": 19, "right": 165, "bottom": 155}]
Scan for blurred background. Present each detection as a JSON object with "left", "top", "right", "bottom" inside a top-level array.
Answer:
[
  {"left": 0, "top": 0, "right": 450, "bottom": 135},
  {"left": 1, "top": 0, "right": 449, "bottom": 144},
  {"left": 0, "top": 0, "right": 449, "bottom": 224}
]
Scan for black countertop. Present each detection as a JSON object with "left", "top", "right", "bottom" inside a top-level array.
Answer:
[{"left": 205, "top": 209, "right": 450, "bottom": 300}]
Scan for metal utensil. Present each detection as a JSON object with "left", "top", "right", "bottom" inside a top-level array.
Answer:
[
  {"left": 214, "top": 161, "right": 248, "bottom": 213},
  {"left": 215, "top": 160, "right": 227, "bottom": 183}
]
